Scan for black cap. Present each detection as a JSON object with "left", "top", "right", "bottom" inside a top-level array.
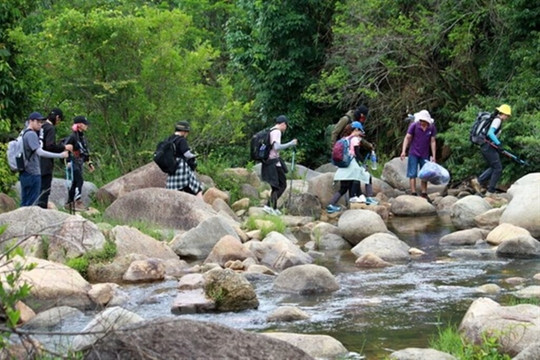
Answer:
[
  {"left": 175, "top": 121, "right": 190, "bottom": 132},
  {"left": 354, "top": 105, "right": 369, "bottom": 120},
  {"left": 275, "top": 115, "right": 289, "bottom": 124},
  {"left": 28, "top": 112, "right": 46, "bottom": 121},
  {"left": 73, "top": 116, "right": 89, "bottom": 125},
  {"left": 49, "top": 108, "right": 63, "bottom": 120}
]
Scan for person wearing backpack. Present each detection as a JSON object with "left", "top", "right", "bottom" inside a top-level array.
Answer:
[
  {"left": 165, "top": 121, "right": 202, "bottom": 197},
  {"left": 470, "top": 104, "right": 512, "bottom": 197},
  {"left": 19, "top": 112, "right": 69, "bottom": 207},
  {"left": 327, "top": 121, "right": 371, "bottom": 214},
  {"left": 400, "top": 110, "right": 437, "bottom": 201},
  {"left": 330, "top": 105, "right": 369, "bottom": 146},
  {"left": 260, "top": 115, "right": 297, "bottom": 215},
  {"left": 37, "top": 108, "right": 73, "bottom": 209},
  {"left": 63, "top": 116, "right": 94, "bottom": 211}
]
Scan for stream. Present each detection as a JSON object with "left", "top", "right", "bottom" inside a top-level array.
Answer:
[{"left": 38, "top": 214, "right": 540, "bottom": 359}]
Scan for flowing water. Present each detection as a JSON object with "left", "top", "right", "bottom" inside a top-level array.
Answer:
[{"left": 38, "top": 215, "right": 540, "bottom": 359}]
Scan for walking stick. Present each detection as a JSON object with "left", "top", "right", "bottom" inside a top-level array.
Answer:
[
  {"left": 65, "top": 158, "right": 74, "bottom": 214},
  {"left": 287, "top": 147, "right": 296, "bottom": 209},
  {"left": 486, "top": 141, "right": 529, "bottom": 166}
]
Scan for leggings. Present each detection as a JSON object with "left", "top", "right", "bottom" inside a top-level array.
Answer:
[{"left": 268, "top": 166, "right": 287, "bottom": 209}]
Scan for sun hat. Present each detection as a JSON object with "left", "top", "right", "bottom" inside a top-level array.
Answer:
[{"left": 413, "top": 110, "right": 434, "bottom": 124}]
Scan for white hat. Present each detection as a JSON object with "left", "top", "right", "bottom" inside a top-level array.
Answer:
[{"left": 414, "top": 110, "right": 434, "bottom": 124}]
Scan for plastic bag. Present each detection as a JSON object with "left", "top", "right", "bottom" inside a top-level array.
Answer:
[{"left": 418, "top": 161, "right": 450, "bottom": 185}]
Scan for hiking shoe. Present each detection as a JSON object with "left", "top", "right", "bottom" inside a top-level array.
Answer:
[
  {"left": 326, "top": 204, "right": 342, "bottom": 214},
  {"left": 365, "top": 197, "right": 379, "bottom": 205},
  {"left": 420, "top": 193, "right": 432, "bottom": 204},
  {"left": 263, "top": 205, "right": 275, "bottom": 215},
  {"left": 471, "top": 178, "right": 482, "bottom": 194},
  {"left": 273, "top": 208, "right": 282, "bottom": 216},
  {"left": 350, "top": 195, "right": 367, "bottom": 203},
  {"left": 74, "top": 200, "right": 88, "bottom": 212}
]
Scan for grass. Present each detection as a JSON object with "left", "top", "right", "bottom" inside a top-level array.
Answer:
[
  {"left": 244, "top": 214, "right": 286, "bottom": 238},
  {"left": 65, "top": 240, "right": 117, "bottom": 279},
  {"left": 429, "top": 324, "right": 511, "bottom": 360}
]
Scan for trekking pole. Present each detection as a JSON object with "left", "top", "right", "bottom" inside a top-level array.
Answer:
[
  {"left": 486, "top": 141, "right": 529, "bottom": 166},
  {"left": 287, "top": 147, "right": 296, "bottom": 209},
  {"left": 65, "top": 158, "right": 74, "bottom": 214}
]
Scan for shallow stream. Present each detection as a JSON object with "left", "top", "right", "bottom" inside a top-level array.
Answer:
[{"left": 43, "top": 215, "right": 540, "bottom": 359}]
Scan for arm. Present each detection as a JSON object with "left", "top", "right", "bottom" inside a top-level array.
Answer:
[
  {"left": 430, "top": 136, "right": 437, "bottom": 162},
  {"left": 273, "top": 139, "right": 297, "bottom": 151},
  {"left": 36, "top": 147, "right": 68, "bottom": 159},
  {"left": 43, "top": 127, "right": 67, "bottom": 153},
  {"left": 360, "top": 138, "right": 375, "bottom": 151},
  {"left": 400, "top": 133, "right": 413, "bottom": 160},
  {"left": 182, "top": 149, "right": 197, "bottom": 159},
  {"left": 487, "top": 126, "right": 501, "bottom": 145}
]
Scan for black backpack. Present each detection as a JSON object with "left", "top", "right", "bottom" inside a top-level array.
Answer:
[
  {"left": 470, "top": 112, "right": 493, "bottom": 145},
  {"left": 154, "top": 135, "right": 179, "bottom": 174},
  {"left": 250, "top": 128, "right": 274, "bottom": 162}
]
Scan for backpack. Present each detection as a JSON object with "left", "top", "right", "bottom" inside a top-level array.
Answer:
[
  {"left": 331, "top": 138, "right": 353, "bottom": 168},
  {"left": 330, "top": 114, "right": 353, "bottom": 148},
  {"left": 250, "top": 128, "right": 274, "bottom": 162},
  {"left": 7, "top": 129, "right": 32, "bottom": 172},
  {"left": 153, "top": 135, "right": 179, "bottom": 175},
  {"left": 470, "top": 112, "right": 493, "bottom": 145}
]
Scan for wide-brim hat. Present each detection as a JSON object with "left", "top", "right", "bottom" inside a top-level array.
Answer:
[{"left": 414, "top": 110, "right": 434, "bottom": 124}]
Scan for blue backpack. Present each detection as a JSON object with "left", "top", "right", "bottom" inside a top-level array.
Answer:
[{"left": 331, "top": 138, "right": 353, "bottom": 168}]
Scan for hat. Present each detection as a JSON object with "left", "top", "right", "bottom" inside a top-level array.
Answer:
[
  {"left": 28, "top": 112, "right": 46, "bottom": 121},
  {"left": 73, "top": 115, "right": 89, "bottom": 125},
  {"left": 175, "top": 121, "right": 190, "bottom": 132},
  {"left": 275, "top": 115, "right": 289, "bottom": 124},
  {"left": 354, "top": 105, "right": 369, "bottom": 120},
  {"left": 413, "top": 110, "right": 434, "bottom": 124},
  {"left": 351, "top": 121, "right": 365, "bottom": 134},
  {"left": 49, "top": 108, "right": 64, "bottom": 120}
]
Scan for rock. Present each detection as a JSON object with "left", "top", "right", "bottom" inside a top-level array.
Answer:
[
  {"left": 337, "top": 209, "right": 388, "bottom": 245},
  {"left": 459, "top": 297, "right": 540, "bottom": 356},
  {"left": 355, "top": 252, "right": 393, "bottom": 268},
  {"left": 500, "top": 173, "right": 540, "bottom": 237},
  {"left": 439, "top": 228, "right": 489, "bottom": 246},
  {"left": 248, "top": 231, "right": 312, "bottom": 271},
  {"left": 497, "top": 235, "right": 540, "bottom": 258},
  {"left": 104, "top": 188, "right": 217, "bottom": 231},
  {"left": 513, "top": 342, "right": 540, "bottom": 360},
  {"left": 391, "top": 195, "right": 437, "bottom": 216},
  {"left": 22, "top": 306, "right": 83, "bottom": 329},
  {"left": 273, "top": 264, "right": 340, "bottom": 294},
  {"left": 84, "top": 317, "right": 315, "bottom": 360},
  {"left": 266, "top": 306, "right": 310, "bottom": 322},
  {"left": 351, "top": 233, "right": 410, "bottom": 262},
  {"left": 263, "top": 332, "right": 348, "bottom": 359},
  {"left": 122, "top": 259, "right": 166, "bottom": 282},
  {"left": 389, "top": 347, "right": 457, "bottom": 360},
  {"left": 171, "top": 288, "right": 215, "bottom": 314},
  {"left": 486, "top": 223, "right": 531, "bottom": 245},
  {"left": 450, "top": 195, "right": 492, "bottom": 229},
  {"left": 203, "top": 187, "right": 230, "bottom": 205},
  {"left": 204, "top": 235, "right": 257, "bottom": 266},
  {"left": 169, "top": 215, "right": 240, "bottom": 259},
  {"left": 474, "top": 207, "right": 505, "bottom": 230},
  {"left": 381, "top": 157, "right": 446, "bottom": 194},
  {"left": 513, "top": 286, "right": 540, "bottom": 299},
  {"left": 0, "top": 193, "right": 16, "bottom": 213},
  {"left": 281, "top": 193, "right": 322, "bottom": 217},
  {"left": 203, "top": 268, "right": 259, "bottom": 312}
]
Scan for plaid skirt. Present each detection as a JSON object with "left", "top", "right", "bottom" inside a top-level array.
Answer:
[{"left": 166, "top": 158, "right": 202, "bottom": 195}]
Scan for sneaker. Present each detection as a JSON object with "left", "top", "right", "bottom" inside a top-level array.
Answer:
[
  {"left": 326, "top": 204, "right": 342, "bottom": 214},
  {"left": 365, "top": 197, "right": 379, "bottom": 205},
  {"left": 471, "top": 178, "right": 482, "bottom": 194},
  {"left": 74, "top": 200, "right": 88, "bottom": 211},
  {"left": 420, "top": 193, "right": 432, "bottom": 204},
  {"left": 263, "top": 205, "right": 275, "bottom": 215},
  {"left": 273, "top": 208, "right": 282, "bottom": 216},
  {"left": 350, "top": 195, "right": 367, "bottom": 203}
]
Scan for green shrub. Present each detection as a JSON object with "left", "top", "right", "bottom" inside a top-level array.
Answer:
[
  {"left": 244, "top": 214, "right": 286, "bottom": 238},
  {"left": 66, "top": 240, "right": 117, "bottom": 279}
]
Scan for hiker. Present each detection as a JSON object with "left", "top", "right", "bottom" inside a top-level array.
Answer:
[
  {"left": 327, "top": 121, "right": 371, "bottom": 213},
  {"left": 261, "top": 115, "right": 298, "bottom": 215},
  {"left": 37, "top": 108, "right": 73, "bottom": 209},
  {"left": 165, "top": 121, "right": 203, "bottom": 197},
  {"left": 19, "top": 112, "right": 69, "bottom": 207},
  {"left": 330, "top": 105, "right": 369, "bottom": 145},
  {"left": 471, "top": 104, "right": 512, "bottom": 197},
  {"left": 63, "top": 116, "right": 94, "bottom": 211},
  {"left": 400, "top": 109, "right": 437, "bottom": 200}
]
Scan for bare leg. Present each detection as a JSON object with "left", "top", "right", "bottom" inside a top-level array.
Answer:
[
  {"left": 420, "top": 180, "right": 428, "bottom": 194},
  {"left": 409, "top": 178, "right": 417, "bottom": 194}
]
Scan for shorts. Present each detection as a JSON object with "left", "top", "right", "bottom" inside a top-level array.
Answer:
[{"left": 407, "top": 155, "right": 427, "bottom": 178}]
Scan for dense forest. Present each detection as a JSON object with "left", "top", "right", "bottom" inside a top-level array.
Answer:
[{"left": 1, "top": 0, "right": 538, "bottom": 193}]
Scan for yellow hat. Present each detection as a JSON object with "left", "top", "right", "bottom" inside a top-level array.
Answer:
[{"left": 496, "top": 104, "right": 512, "bottom": 116}]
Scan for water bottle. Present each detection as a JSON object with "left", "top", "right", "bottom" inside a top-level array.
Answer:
[{"left": 370, "top": 150, "right": 377, "bottom": 170}]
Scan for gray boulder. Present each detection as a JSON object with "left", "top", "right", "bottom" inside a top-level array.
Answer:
[
  {"left": 351, "top": 233, "right": 410, "bottom": 262},
  {"left": 496, "top": 235, "right": 540, "bottom": 258},
  {"left": 500, "top": 173, "right": 540, "bottom": 237},
  {"left": 84, "top": 317, "right": 315, "bottom": 360},
  {"left": 203, "top": 268, "right": 259, "bottom": 312},
  {"left": 391, "top": 195, "right": 437, "bottom": 216},
  {"left": 273, "top": 264, "right": 340, "bottom": 294},
  {"left": 439, "top": 228, "right": 489, "bottom": 246},
  {"left": 389, "top": 348, "right": 456, "bottom": 360},
  {"left": 450, "top": 195, "right": 492, "bottom": 229},
  {"left": 338, "top": 209, "right": 388, "bottom": 245}
]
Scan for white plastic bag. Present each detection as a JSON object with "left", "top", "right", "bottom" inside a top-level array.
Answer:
[{"left": 418, "top": 161, "right": 450, "bottom": 185}]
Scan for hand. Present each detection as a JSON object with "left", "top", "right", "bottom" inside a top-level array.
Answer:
[
  {"left": 64, "top": 144, "right": 74, "bottom": 152},
  {"left": 292, "top": 139, "right": 298, "bottom": 146},
  {"left": 400, "top": 152, "right": 406, "bottom": 161},
  {"left": 88, "top": 162, "right": 95, "bottom": 173},
  {"left": 61, "top": 151, "right": 69, "bottom": 159}
]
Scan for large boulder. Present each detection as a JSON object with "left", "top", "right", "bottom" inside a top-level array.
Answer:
[
  {"left": 203, "top": 268, "right": 259, "bottom": 312},
  {"left": 169, "top": 216, "right": 240, "bottom": 259},
  {"left": 96, "top": 162, "right": 167, "bottom": 204},
  {"left": 439, "top": 228, "right": 489, "bottom": 246},
  {"left": 84, "top": 317, "right": 315, "bottom": 360},
  {"left": 381, "top": 157, "right": 446, "bottom": 193},
  {"left": 263, "top": 332, "right": 348, "bottom": 359},
  {"left": 459, "top": 297, "right": 540, "bottom": 356},
  {"left": 14, "top": 178, "right": 97, "bottom": 209},
  {"left": 500, "top": 173, "right": 540, "bottom": 237},
  {"left": 389, "top": 348, "right": 456, "bottom": 360},
  {"left": 273, "top": 264, "right": 340, "bottom": 294},
  {"left": 496, "top": 235, "right": 540, "bottom": 259},
  {"left": 104, "top": 188, "right": 217, "bottom": 231},
  {"left": 390, "top": 195, "right": 437, "bottom": 216},
  {"left": 337, "top": 209, "right": 388, "bottom": 245},
  {"left": 248, "top": 231, "right": 313, "bottom": 271},
  {"left": 351, "top": 233, "right": 410, "bottom": 262},
  {"left": 204, "top": 235, "right": 257, "bottom": 266},
  {"left": 450, "top": 195, "right": 492, "bottom": 230},
  {"left": 307, "top": 172, "right": 343, "bottom": 206}
]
